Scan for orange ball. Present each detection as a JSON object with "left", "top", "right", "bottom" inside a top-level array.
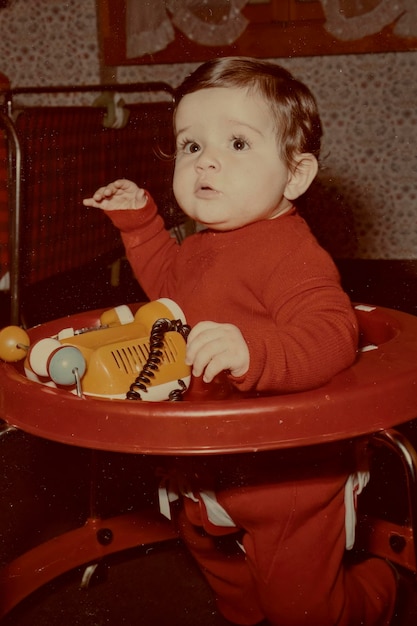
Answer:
[{"left": 0, "top": 326, "right": 30, "bottom": 362}]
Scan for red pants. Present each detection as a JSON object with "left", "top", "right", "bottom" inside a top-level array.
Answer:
[{"left": 170, "top": 448, "right": 396, "bottom": 626}]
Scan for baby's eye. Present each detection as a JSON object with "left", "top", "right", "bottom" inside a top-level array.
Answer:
[
  {"left": 231, "top": 137, "right": 250, "bottom": 151},
  {"left": 178, "top": 139, "right": 200, "bottom": 154}
]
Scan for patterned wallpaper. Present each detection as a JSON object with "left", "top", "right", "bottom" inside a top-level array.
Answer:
[{"left": 0, "top": 0, "right": 416, "bottom": 259}]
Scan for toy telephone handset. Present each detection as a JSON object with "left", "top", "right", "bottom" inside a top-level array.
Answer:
[{"left": 24, "top": 299, "right": 192, "bottom": 401}]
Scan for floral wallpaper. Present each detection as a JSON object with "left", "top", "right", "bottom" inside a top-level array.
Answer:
[{"left": 0, "top": 0, "right": 416, "bottom": 259}]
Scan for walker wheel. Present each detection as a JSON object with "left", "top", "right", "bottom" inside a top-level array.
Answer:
[{"left": 0, "top": 326, "right": 30, "bottom": 362}]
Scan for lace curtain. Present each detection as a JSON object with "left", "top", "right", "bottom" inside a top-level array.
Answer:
[
  {"left": 125, "top": 0, "right": 417, "bottom": 58},
  {"left": 320, "top": 0, "right": 417, "bottom": 40},
  {"left": 126, "top": 0, "right": 249, "bottom": 58}
]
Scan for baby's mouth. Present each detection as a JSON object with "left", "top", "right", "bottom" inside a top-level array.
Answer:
[
  {"left": 195, "top": 182, "right": 219, "bottom": 197},
  {"left": 197, "top": 181, "right": 213, "bottom": 190}
]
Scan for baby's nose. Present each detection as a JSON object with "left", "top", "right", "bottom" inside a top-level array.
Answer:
[{"left": 196, "top": 147, "right": 220, "bottom": 170}]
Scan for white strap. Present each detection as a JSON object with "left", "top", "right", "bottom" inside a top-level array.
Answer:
[
  {"left": 344, "top": 470, "right": 370, "bottom": 550},
  {"left": 199, "top": 490, "right": 237, "bottom": 528},
  {"left": 158, "top": 477, "right": 236, "bottom": 528}
]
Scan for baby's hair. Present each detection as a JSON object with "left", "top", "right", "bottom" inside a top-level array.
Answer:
[{"left": 174, "top": 57, "right": 322, "bottom": 171}]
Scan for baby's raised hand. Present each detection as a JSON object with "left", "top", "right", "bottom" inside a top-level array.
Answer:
[
  {"left": 185, "top": 321, "right": 250, "bottom": 383},
  {"left": 83, "top": 179, "right": 147, "bottom": 211}
]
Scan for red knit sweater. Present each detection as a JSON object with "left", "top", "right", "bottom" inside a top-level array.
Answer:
[{"left": 106, "top": 197, "right": 358, "bottom": 393}]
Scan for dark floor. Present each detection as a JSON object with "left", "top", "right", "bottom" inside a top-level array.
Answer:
[{"left": 1, "top": 257, "right": 417, "bottom": 625}]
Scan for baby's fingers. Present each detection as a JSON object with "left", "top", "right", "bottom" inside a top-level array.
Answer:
[
  {"left": 83, "top": 185, "right": 115, "bottom": 208},
  {"left": 186, "top": 322, "right": 249, "bottom": 382}
]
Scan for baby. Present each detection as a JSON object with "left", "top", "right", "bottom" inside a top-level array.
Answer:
[{"left": 84, "top": 57, "right": 396, "bottom": 625}]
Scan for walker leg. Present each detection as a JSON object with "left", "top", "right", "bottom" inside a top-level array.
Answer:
[
  {"left": 358, "top": 428, "right": 417, "bottom": 573},
  {"left": 0, "top": 510, "right": 178, "bottom": 618}
]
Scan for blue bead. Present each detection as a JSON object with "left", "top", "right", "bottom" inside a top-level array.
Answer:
[{"left": 48, "top": 346, "right": 86, "bottom": 386}]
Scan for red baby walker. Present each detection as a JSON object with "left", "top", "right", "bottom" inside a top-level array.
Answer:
[{"left": 0, "top": 301, "right": 417, "bottom": 617}]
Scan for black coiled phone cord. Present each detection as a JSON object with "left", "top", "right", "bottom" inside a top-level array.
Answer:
[{"left": 126, "top": 318, "right": 191, "bottom": 402}]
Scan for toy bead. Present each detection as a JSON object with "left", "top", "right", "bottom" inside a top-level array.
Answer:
[
  {"left": 28, "top": 338, "right": 62, "bottom": 377},
  {"left": 0, "top": 326, "right": 30, "bottom": 362},
  {"left": 47, "top": 346, "right": 86, "bottom": 386}
]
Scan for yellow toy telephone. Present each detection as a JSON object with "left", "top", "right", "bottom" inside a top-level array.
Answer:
[{"left": 22, "top": 299, "right": 192, "bottom": 401}]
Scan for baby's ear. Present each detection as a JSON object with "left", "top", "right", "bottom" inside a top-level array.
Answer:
[{"left": 284, "top": 153, "right": 318, "bottom": 201}]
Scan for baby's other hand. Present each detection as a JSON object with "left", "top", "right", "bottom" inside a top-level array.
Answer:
[
  {"left": 83, "top": 179, "right": 147, "bottom": 211},
  {"left": 185, "top": 321, "right": 250, "bottom": 383}
]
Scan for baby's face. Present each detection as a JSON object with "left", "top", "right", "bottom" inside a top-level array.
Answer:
[{"left": 173, "top": 86, "right": 293, "bottom": 231}]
